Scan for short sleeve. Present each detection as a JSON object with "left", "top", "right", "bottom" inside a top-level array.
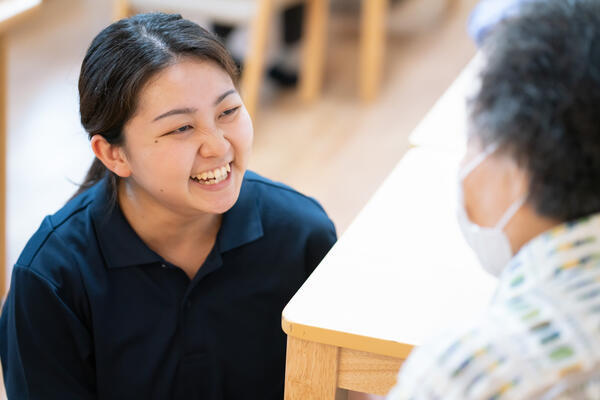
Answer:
[
  {"left": 0, "top": 265, "right": 96, "bottom": 399},
  {"left": 304, "top": 216, "right": 337, "bottom": 276}
]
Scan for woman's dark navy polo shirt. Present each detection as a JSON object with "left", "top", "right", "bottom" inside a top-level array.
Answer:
[{"left": 0, "top": 171, "right": 337, "bottom": 399}]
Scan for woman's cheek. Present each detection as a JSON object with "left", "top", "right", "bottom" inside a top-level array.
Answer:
[{"left": 238, "top": 119, "right": 254, "bottom": 159}]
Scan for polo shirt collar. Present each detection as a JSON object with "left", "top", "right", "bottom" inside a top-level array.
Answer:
[
  {"left": 90, "top": 178, "right": 162, "bottom": 269},
  {"left": 91, "top": 174, "right": 264, "bottom": 269},
  {"left": 218, "top": 174, "right": 264, "bottom": 253}
]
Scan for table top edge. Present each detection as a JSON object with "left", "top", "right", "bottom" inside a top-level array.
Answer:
[{"left": 282, "top": 315, "right": 414, "bottom": 359}]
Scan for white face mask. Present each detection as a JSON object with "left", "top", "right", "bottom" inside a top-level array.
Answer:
[{"left": 457, "top": 144, "right": 527, "bottom": 277}]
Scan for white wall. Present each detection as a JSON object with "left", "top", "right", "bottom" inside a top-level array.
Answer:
[{"left": 6, "top": 0, "right": 113, "bottom": 285}]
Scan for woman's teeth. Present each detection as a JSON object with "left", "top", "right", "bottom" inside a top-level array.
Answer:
[{"left": 190, "top": 164, "right": 231, "bottom": 185}]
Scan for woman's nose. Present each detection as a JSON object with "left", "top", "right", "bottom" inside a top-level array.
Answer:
[{"left": 198, "top": 129, "right": 230, "bottom": 159}]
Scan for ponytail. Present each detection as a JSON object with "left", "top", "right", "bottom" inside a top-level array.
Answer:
[{"left": 69, "top": 158, "right": 118, "bottom": 203}]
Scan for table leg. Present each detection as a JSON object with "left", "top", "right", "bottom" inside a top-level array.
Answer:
[
  {"left": 359, "top": 0, "right": 388, "bottom": 101},
  {"left": 0, "top": 35, "right": 6, "bottom": 300},
  {"left": 300, "top": 0, "right": 329, "bottom": 102},
  {"left": 284, "top": 336, "right": 339, "bottom": 400}
]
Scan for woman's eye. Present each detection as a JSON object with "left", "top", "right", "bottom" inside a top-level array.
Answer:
[
  {"left": 220, "top": 106, "right": 240, "bottom": 119},
  {"left": 170, "top": 125, "right": 192, "bottom": 134}
]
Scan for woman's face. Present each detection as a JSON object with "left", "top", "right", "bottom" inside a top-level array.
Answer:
[{"left": 119, "top": 57, "right": 253, "bottom": 216}]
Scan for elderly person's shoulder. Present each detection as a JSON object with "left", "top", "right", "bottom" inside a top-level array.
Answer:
[
  {"left": 390, "top": 319, "right": 600, "bottom": 400},
  {"left": 389, "top": 214, "right": 600, "bottom": 400}
]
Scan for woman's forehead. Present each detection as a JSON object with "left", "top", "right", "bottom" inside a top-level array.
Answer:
[{"left": 136, "top": 58, "right": 235, "bottom": 112}]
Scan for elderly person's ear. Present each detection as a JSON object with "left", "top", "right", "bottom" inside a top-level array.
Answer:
[{"left": 500, "top": 153, "right": 529, "bottom": 201}]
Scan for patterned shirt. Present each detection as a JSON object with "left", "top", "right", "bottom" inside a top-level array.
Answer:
[{"left": 388, "top": 214, "right": 600, "bottom": 400}]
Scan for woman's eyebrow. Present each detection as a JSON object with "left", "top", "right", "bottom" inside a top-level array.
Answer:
[
  {"left": 153, "top": 107, "right": 197, "bottom": 122},
  {"left": 151, "top": 89, "right": 236, "bottom": 122},
  {"left": 214, "top": 89, "right": 237, "bottom": 106}
]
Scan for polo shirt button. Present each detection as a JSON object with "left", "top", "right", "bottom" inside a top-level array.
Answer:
[{"left": 161, "top": 263, "right": 167, "bottom": 268}]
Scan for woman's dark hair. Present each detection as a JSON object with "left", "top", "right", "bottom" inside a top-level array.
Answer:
[
  {"left": 73, "top": 12, "right": 238, "bottom": 200},
  {"left": 469, "top": 0, "right": 600, "bottom": 222}
]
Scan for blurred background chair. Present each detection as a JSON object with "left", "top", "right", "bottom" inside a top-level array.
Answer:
[{"left": 113, "top": 0, "right": 328, "bottom": 119}]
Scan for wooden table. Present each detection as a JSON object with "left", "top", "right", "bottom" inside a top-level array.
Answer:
[
  {"left": 0, "top": 0, "right": 42, "bottom": 299},
  {"left": 282, "top": 55, "right": 493, "bottom": 398},
  {"left": 282, "top": 146, "right": 497, "bottom": 398}
]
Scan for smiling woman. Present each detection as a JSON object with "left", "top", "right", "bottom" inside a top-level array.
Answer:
[{"left": 0, "top": 13, "right": 336, "bottom": 399}]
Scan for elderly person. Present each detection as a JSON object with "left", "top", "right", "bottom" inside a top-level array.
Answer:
[{"left": 388, "top": 0, "right": 600, "bottom": 399}]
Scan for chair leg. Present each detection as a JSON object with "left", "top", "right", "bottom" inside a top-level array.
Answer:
[
  {"left": 359, "top": 0, "right": 388, "bottom": 101},
  {"left": 241, "top": 0, "right": 274, "bottom": 120},
  {"left": 113, "top": 0, "right": 131, "bottom": 21},
  {"left": 300, "top": 0, "right": 329, "bottom": 102}
]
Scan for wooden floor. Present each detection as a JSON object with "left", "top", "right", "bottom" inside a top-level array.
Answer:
[
  {"left": 0, "top": 0, "right": 477, "bottom": 397},
  {"left": 251, "top": 0, "right": 477, "bottom": 233}
]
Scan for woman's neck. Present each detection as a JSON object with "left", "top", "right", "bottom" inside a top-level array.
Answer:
[{"left": 117, "top": 180, "right": 222, "bottom": 275}]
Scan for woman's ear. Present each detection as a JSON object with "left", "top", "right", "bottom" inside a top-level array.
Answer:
[
  {"left": 90, "top": 135, "right": 132, "bottom": 178},
  {"left": 505, "top": 159, "right": 529, "bottom": 201}
]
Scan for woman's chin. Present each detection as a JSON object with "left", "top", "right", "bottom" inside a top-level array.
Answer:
[
  {"left": 186, "top": 173, "right": 243, "bottom": 214},
  {"left": 201, "top": 194, "right": 239, "bottom": 215}
]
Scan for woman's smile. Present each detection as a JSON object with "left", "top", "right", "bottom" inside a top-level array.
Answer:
[
  {"left": 113, "top": 58, "right": 253, "bottom": 215},
  {"left": 190, "top": 162, "right": 233, "bottom": 190}
]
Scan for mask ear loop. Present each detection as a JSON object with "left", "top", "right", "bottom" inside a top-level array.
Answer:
[
  {"left": 459, "top": 142, "right": 500, "bottom": 180},
  {"left": 495, "top": 195, "right": 527, "bottom": 230},
  {"left": 459, "top": 141, "right": 527, "bottom": 230}
]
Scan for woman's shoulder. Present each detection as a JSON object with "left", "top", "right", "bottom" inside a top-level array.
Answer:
[
  {"left": 243, "top": 171, "right": 329, "bottom": 217},
  {"left": 15, "top": 183, "right": 100, "bottom": 286},
  {"left": 242, "top": 171, "right": 334, "bottom": 230}
]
